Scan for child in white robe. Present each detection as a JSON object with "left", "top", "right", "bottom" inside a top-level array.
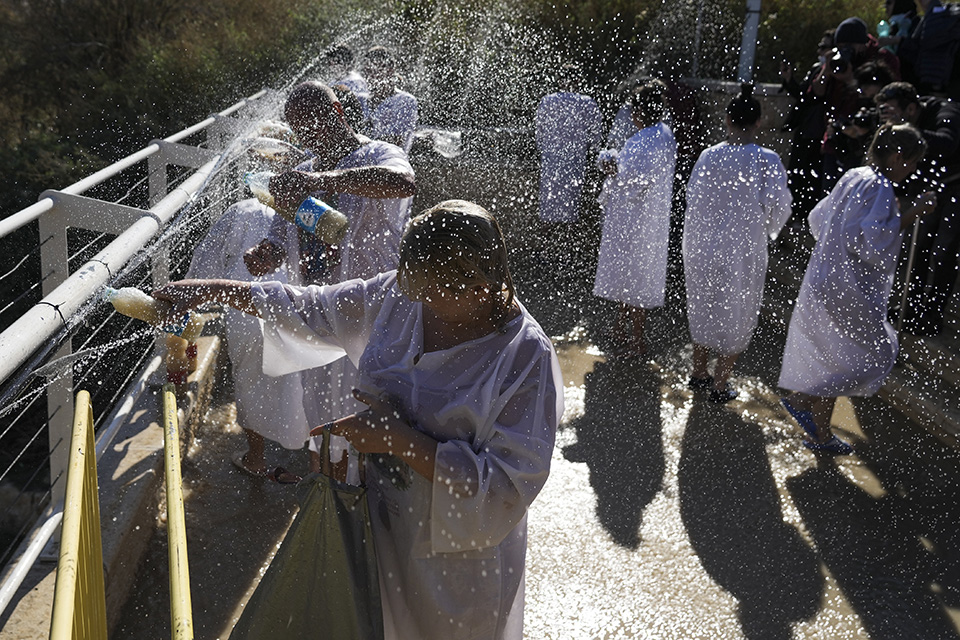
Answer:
[
  {"left": 154, "top": 200, "right": 563, "bottom": 640},
  {"left": 779, "top": 124, "right": 936, "bottom": 454},
  {"left": 683, "top": 84, "right": 792, "bottom": 403},
  {"left": 187, "top": 199, "right": 309, "bottom": 476},
  {"left": 593, "top": 78, "right": 677, "bottom": 358}
]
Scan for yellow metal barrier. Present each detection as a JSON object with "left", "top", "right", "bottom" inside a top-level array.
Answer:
[
  {"left": 49, "top": 390, "right": 107, "bottom": 640},
  {"left": 162, "top": 382, "right": 194, "bottom": 640}
]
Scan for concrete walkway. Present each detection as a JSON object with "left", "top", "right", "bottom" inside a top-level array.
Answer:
[{"left": 107, "top": 289, "right": 960, "bottom": 639}]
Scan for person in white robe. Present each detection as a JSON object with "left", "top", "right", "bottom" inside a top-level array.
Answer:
[
  {"left": 243, "top": 81, "right": 415, "bottom": 476},
  {"left": 318, "top": 43, "right": 370, "bottom": 115},
  {"left": 534, "top": 72, "right": 603, "bottom": 224},
  {"left": 363, "top": 46, "right": 419, "bottom": 153},
  {"left": 593, "top": 79, "right": 677, "bottom": 358},
  {"left": 155, "top": 200, "right": 563, "bottom": 640},
  {"left": 187, "top": 198, "right": 309, "bottom": 475},
  {"left": 683, "top": 85, "right": 793, "bottom": 403},
  {"left": 778, "top": 124, "right": 935, "bottom": 454}
]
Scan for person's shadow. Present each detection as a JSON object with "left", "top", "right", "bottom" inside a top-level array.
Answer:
[
  {"left": 562, "top": 357, "right": 664, "bottom": 548},
  {"left": 678, "top": 400, "right": 822, "bottom": 640},
  {"left": 788, "top": 451, "right": 960, "bottom": 639}
]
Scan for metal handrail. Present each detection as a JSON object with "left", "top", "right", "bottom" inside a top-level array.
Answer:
[
  {"left": 0, "top": 87, "right": 277, "bottom": 623},
  {"left": 49, "top": 390, "right": 107, "bottom": 640},
  {"left": 0, "top": 89, "right": 269, "bottom": 239}
]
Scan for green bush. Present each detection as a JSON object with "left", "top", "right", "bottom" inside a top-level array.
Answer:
[{"left": 0, "top": 0, "right": 912, "bottom": 214}]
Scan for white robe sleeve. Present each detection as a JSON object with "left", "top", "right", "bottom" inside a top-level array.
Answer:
[
  {"left": 843, "top": 185, "right": 899, "bottom": 269},
  {"left": 430, "top": 345, "right": 562, "bottom": 553},
  {"left": 252, "top": 273, "right": 392, "bottom": 376},
  {"left": 761, "top": 150, "right": 793, "bottom": 240},
  {"left": 808, "top": 191, "right": 832, "bottom": 242}
]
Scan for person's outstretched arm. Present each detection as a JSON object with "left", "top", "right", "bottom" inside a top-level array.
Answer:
[{"left": 153, "top": 279, "right": 258, "bottom": 318}]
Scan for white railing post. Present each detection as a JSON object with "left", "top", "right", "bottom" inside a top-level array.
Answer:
[{"left": 148, "top": 151, "right": 168, "bottom": 208}]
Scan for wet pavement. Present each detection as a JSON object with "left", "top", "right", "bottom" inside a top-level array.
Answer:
[{"left": 115, "top": 259, "right": 960, "bottom": 640}]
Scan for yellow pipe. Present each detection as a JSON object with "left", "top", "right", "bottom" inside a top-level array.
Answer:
[
  {"left": 162, "top": 383, "right": 194, "bottom": 640},
  {"left": 49, "top": 390, "right": 106, "bottom": 640}
]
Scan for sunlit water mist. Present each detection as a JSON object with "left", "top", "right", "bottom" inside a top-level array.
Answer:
[{"left": 68, "top": 4, "right": 960, "bottom": 640}]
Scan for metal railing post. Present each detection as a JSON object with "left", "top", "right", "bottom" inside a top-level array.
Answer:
[{"left": 37, "top": 209, "right": 73, "bottom": 511}]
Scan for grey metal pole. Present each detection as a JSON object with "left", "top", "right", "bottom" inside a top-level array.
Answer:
[
  {"left": 897, "top": 215, "right": 924, "bottom": 332},
  {"left": 738, "top": 0, "right": 763, "bottom": 83}
]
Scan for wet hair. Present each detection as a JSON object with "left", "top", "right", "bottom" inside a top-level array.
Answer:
[
  {"left": 818, "top": 29, "right": 836, "bottom": 50},
  {"left": 873, "top": 81, "right": 920, "bottom": 110},
  {"left": 284, "top": 81, "right": 339, "bottom": 122},
  {"left": 398, "top": 200, "right": 516, "bottom": 330},
  {"left": 323, "top": 44, "right": 354, "bottom": 68},
  {"left": 868, "top": 123, "right": 927, "bottom": 166},
  {"left": 726, "top": 83, "right": 761, "bottom": 129},
  {"left": 365, "top": 45, "right": 397, "bottom": 73},
  {"left": 630, "top": 79, "right": 669, "bottom": 127}
]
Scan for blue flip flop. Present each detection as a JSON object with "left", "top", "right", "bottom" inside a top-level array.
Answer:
[
  {"left": 802, "top": 435, "right": 854, "bottom": 455},
  {"left": 781, "top": 397, "right": 819, "bottom": 440}
]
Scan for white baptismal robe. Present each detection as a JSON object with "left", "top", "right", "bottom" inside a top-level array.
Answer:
[
  {"left": 683, "top": 142, "right": 792, "bottom": 354},
  {"left": 534, "top": 91, "right": 603, "bottom": 223},
  {"left": 266, "top": 140, "right": 413, "bottom": 453},
  {"left": 253, "top": 272, "right": 563, "bottom": 640},
  {"left": 779, "top": 166, "right": 902, "bottom": 396},
  {"left": 604, "top": 103, "right": 639, "bottom": 156},
  {"left": 187, "top": 199, "right": 309, "bottom": 449},
  {"left": 368, "top": 89, "right": 419, "bottom": 153},
  {"left": 593, "top": 121, "right": 677, "bottom": 308}
]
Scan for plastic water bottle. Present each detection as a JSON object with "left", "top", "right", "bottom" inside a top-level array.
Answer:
[
  {"left": 243, "top": 170, "right": 276, "bottom": 209},
  {"left": 103, "top": 287, "right": 205, "bottom": 342},
  {"left": 877, "top": 19, "right": 891, "bottom": 38},
  {"left": 247, "top": 137, "right": 304, "bottom": 164},
  {"left": 242, "top": 171, "right": 349, "bottom": 244},
  {"left": 256, "top": 120, "right": 298, "bottom": 145}
]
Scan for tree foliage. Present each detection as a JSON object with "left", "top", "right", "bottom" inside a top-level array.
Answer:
[{"left": 0, "top": 0, "right": 909, "bottom": 213}]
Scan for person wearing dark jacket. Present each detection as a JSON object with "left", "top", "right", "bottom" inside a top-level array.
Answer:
[{"left": 876, "top": 81, "right": 960, "bottom": 335}]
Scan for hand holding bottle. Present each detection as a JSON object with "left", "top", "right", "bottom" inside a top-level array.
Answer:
[{"left": 243, "top": 171, "right": 349, "bottom": 244}]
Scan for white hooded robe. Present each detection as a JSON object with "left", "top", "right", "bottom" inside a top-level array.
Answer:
[
  {"left": 778, "top": 166, "right": 901, "bottom": 396},
  {"left": 534, "top": 91, "right": 603, "bottom": 223},
  {"left": 593, "top": 121, "right": 677, "bottom": 308},
  {"left": 266, "top": 140, "right": 414, "bottom": 458},
  {"left": 252, "top": 272, "right": 563, "bottom": 640},
  {"left": 187, "top": 198, "right": 309, "bottom": 449},
  {"left": 683, "top": 142, "right": 792, "bottom": 354}
]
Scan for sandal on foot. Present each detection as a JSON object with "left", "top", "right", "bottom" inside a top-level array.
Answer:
[
  {"left": 268, "top": 466, "right": 302, "bottom": 485},
  {"left": 802, "top": 435, "right": 854, "bottom": 455},
  {"left": 781, "top": 398, "right": 819, "bottom": 440},
  {"left": 232, "top": 450, "right": 267, "bottom": 478},
  {"left": 709, "top": 386, "right": 738, "bottom": 404},
  {"left": 688, "top": 375, "right": 714, "bottom": 390}
]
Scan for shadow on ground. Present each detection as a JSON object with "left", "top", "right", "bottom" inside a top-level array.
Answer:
[{"left": 679, "top": 400, "right": 822, "bottom": 640}]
